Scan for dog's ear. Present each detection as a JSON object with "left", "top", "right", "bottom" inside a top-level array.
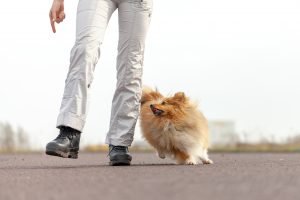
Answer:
[
  {"left": 173, "top": 92, "right": 186, "bottom": 102},
  {"left": 142, "top": 86, "right": 154, "bottom": 94},
  {"left": 141, "top": 92, "right": 150, "bottom": 105},
  {"left": 141, "top": 87, "right": 163, "bottom": 105},
  {"left": 141, "top": 87, "right": 153, "bottom": 105}
]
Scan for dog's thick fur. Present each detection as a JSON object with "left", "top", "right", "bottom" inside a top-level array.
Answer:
[{"left": 140, "top": 87, "right": 213, "bottom": 165}]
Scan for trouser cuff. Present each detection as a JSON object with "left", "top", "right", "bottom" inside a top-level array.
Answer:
[
  {"left": 105, "top": 137, "right": 133, "bottom": 147},
  {"left": 56, "top": 112, "right": 85, "bottom": 132}
]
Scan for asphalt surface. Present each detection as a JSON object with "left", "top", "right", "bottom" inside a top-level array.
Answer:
[{"left": 0, "top": 152, "right": 299, "bottom": 200}]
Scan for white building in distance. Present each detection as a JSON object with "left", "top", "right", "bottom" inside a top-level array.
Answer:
[{"left": 209, "top": 120, "right": 238, "bottom": 147}]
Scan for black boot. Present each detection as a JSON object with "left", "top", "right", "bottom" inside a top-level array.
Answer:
[
  {"left": 109, "top": 145, "right": 132, "bottom": 166},
  {"left": 46, "top": 126, "right": 81, "bottom": 159}
]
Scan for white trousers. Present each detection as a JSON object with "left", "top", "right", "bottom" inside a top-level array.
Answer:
[{"left": 56, "top": 0, "right": 153, "bottom": 146}]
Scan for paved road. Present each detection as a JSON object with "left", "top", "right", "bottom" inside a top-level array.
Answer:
[{"left": 0, "top": 152, "right": 299, "bottom": 200}]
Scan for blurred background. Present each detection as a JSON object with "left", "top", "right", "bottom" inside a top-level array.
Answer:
[{"left": 0, "top": 0, "right": 299, "bottom": 153}]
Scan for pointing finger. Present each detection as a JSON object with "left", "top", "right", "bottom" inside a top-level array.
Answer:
[{"left": 50, "top": 11, "right": 57, "bottom": 33}]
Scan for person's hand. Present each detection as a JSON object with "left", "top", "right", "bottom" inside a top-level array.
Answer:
[{"left": 49, "top": 0, "right": 65, "bottom": 33}]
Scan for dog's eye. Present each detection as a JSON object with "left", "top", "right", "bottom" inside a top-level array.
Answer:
[{"left": 161, "top": 101, "right": 166, "bottom": 105}]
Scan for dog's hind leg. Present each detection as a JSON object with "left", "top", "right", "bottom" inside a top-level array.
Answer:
[
  {"left": 174, "top": 150, "right": 197, "bottom": 165},
  {"left": 199, "top": 149, "right": 213, "bottom": 164}
]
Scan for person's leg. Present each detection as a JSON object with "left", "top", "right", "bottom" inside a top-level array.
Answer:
[
  {"left": 106, "top": 0, "right": 153, "bottom": 147},
  {"left": 56, "top": 0, "right": 117, "bottom": 132},
  {"left": 46, "top": 0, "right": 117, "bottom": 158}
]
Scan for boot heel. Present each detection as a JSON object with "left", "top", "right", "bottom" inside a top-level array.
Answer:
[{"left": 68, "top": 151, "right": 78, "bottom": 159}]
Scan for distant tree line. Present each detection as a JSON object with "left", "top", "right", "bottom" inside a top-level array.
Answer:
[{"left": 0, "top": 122, "right": 30, "bottom": 152}]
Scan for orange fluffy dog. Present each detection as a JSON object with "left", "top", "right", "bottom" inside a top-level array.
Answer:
[{"left": 140, "top": 87, "right": 213, "bottom": 165}]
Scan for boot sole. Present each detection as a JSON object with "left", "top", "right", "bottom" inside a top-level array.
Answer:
[
  {"left": 109, "top": 154, "right": 132, "bottom": 166},
  {"left": 46, "top": 149, "right": 78, "bottom": 159},
  {"left": 109, "top": 160, "right": 131, "bottom": 166}
]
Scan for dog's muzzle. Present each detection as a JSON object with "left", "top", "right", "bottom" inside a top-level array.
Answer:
[{"left": 150, "top": 104, "right": 164, "bottom": 116}]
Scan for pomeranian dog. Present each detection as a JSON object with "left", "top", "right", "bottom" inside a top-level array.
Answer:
[{"left": 140, "top": 87, "right": 213, "bottom": 165}]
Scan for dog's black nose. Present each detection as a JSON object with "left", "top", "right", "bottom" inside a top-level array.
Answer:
[{"left": 150, "top": 104, "right": 164, "bottom": 116}]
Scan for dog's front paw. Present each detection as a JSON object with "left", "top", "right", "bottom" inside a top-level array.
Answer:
[
  {"left": 185, "top": 158, "right": 197, "bottom": 165},
  {"left": 186, "top": 161, "right": 196, "bottom": 165},
  {"left": 158, "top": 152, "right": 166, "bottom": 159},
  {"left": 202, "top": 159, "right": 213, "bottom": 165}
]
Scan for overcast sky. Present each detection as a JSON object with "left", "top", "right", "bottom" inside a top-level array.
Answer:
[{"left": 0, "top": 0, "right": 299, "bottom": 148}]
